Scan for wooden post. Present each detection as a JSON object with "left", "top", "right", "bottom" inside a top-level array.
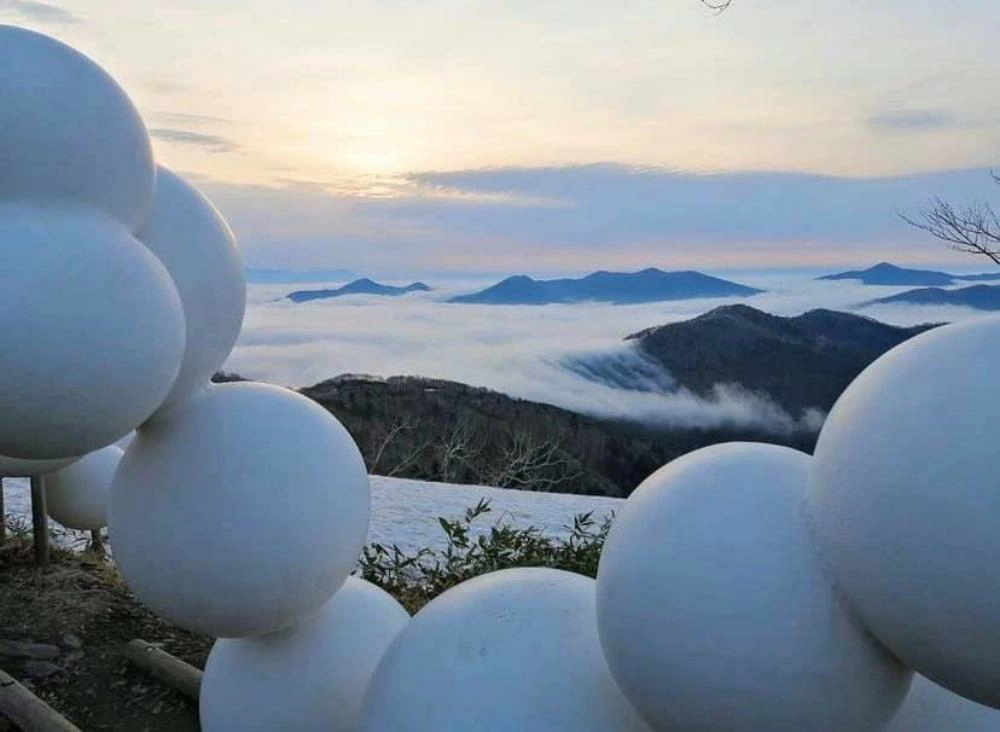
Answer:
[
  {"left": 88, "top": 529, "right": 105, "bottom": 558},
  {"left": 122, "top": 640, "right": 203, "bottom": 702},
  {"left": 29, "top": 476, "right": 48, "bottom": 566},
  {"left": 0, "top": 668, "right": 81, "bottom": 731}
]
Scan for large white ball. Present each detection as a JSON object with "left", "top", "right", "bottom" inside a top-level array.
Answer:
[
  {"left": 0, "top": 455, "right": 77, "bottom": 477},
  {"left": 201, "top": 577, "right": 409, "bottom": 732},
  {"left": 138, "top": 168, "right": 246, "bottom": 412},
  {"left": 884, "top": 676, "right": 1000, "bottom": 732},
  {"left": 0, "top": 26, "right": 154, "bottom": 230},
  {"left": 45, "top": 445, "right": 122, "bottom": 531},
  {"left": 0, "top": 204, "right": 185, "bottom": 459},
  {"left": 597, "top": 443, "right": 910, "bottom": 732},
  {"left": 807, "top": 317, "right": 1000, "bottom": 708},
  {"left": 358, "top": 568, "right": 650, "bottom": 732},
  {"left": 108, "top": 382, "right": 370, "bottom": 637}
]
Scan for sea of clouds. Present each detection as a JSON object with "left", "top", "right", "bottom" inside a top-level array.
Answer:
[{"left": 224, "top": 270, "right": 989, "bottom": 434}]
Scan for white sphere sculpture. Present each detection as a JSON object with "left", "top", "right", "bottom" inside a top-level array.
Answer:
[
  {"left": 138, "top": 167, "right": 246, "bottom": 412},
  {"left": 108, "top": 382, "right": 370, "bottom": 637},
  {"left": 0, "top": 26, "right": 154, "bottom": 230},
  {"left": 806, "top": 316, "right": 1000, "bottom": 708},
  {"left": 358, "top": 568, "right": 650, "bottom": 732},
  {"left": 201, "top": 578, "right": 409, "bottom": 732},
  {"left": 45, "top": 445, "right": 122, "bottom": 531},
  {"left": 0, "top": 204, "right": 186, "bottom": 459},
  {"left": 0, "top": 455, "right": 77, "bottom": 478},
  {"left": 596, "top": 443, "right": 910, "bottom": 732},
  {"left": 884, "top": 676, "right": 1000, "bottom": 732}
]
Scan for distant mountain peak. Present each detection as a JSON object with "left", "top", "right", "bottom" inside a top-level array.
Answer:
[
  {"left": 286, "top": 278, "right": 433, "bottom": 303},
  {"left": 449, "top": 268, "right": 762, "bottom": 305},
  {"left": 818, "top": 262, "right": 1000, "bottom": 286}
]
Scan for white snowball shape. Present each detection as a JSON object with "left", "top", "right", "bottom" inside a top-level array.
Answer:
[
  {"left": 0, "top": 455, "right": 77, "bottom": 478},
  {"left": 0, "top": 26, "right": 154, "bottom": 230},
  {"left": 807, "top": 317, "right": 1000, "bottom": 708},
  {"left": 0, "top": 204, "right": 185, "bottom": 459},
  {"left": 200, "top": 577, "right": 409, "bottom": 732},
  {"left": 358, "top": 567, "right": 650, "bottom": 732},
  {"left": 884, "top": 676, "right": 1000, "bottom": 732},
  {"left": 109, "top": 382, "right": 370, "bottom": 638},
  {"left": 45, "top": 445, "right": 122, "bottom": 531},
  {"left": 138, "top": 168, "right": 246, "bottom": 411},
  {"left": 597, "top": 443, "right": 910, "bottom": 732}
]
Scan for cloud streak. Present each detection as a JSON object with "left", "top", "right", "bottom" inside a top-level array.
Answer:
[
  {"left": 199, "top": 164, "right": 1000, "bottom": 274},
  {"left": 867, "top": 108, "right": 957, "bottom": 133},
  {"left": 149, "top": 128, "right": 239, "bottom": 154}
]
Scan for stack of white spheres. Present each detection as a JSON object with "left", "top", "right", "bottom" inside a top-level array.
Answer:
[
  {"left": 201, "top": 578, "right": 409, "bottom": 732},
  {"left": 0, "top": 25, "right": 375, "bottom": 729},
  {"left": 806, "top": 316, "right": 1000, "bottom": 709},
  {"left": 595, "top": 443, "right": 910, "bottom": 732},
  {"left": 883, "top": 676, "right": 1000, "bottom": 732},
  {"left": 45, "top": 445, "right": 122, "bottom": 531},
  {"left": 359, "top": 567, "right": 651, "bottom": 732},
  {"left": 0, "top": 26, "right": 186, "bottom": 460}
]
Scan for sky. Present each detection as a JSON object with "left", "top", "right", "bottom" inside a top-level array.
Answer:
[{"left": 4, "top": 0, "right": 1000, "bottom": 274}]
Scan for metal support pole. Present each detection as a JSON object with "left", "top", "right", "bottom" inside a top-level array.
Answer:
[{"left": 0, "top": 477, "right": 5, "bottom": 547}]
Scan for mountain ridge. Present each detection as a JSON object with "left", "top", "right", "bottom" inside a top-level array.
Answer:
[
  {"left": 867, "top": 283, "right": 1000, "bottom": 310},
  {"left": 287, "top": 278, "right": 431, "bottom": 303},
  {"left": 448, "top": 268, "right": 762, "bottom": 305},
  {"left": 568, "top": 304, "right": 939, "bottom": 417},
  {"left": 819, "top": 261, "right": 1000, "bottom": 286}
]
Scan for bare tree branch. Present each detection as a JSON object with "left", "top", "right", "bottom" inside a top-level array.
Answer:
[
  {"left": 439, "top": 420, "right": 485, "bottom": 484},
  {"left": 484, "top": 429, "right": 587, "bottom": 493},
  {"left": 701, "top": 0, "right": 732, "bottom": 12},
  {"left": 369, "top": 416, "right": 430, "bottom": 477},
  {"left": 900, "top": 173, "right": 1000, "bottom": 268}
]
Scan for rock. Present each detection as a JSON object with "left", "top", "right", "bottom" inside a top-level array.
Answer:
[
  {"left": 0, "top": 639, "right": 61, "bottom": 660},
  {"left": 23, "top": 661, "right": 64, "bottom": 678}
]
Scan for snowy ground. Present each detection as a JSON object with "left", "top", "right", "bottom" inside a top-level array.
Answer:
[{"left": 1, "top": 475, "right": 622, "bottom": 555}]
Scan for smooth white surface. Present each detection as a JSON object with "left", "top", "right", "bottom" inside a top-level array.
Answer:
[
  {"left": 358, "top": 567, "right": 649, "bottom": 732},
  {"left": 46, "top": 445, "right": 122, "bottom": 531},
  {"left": 884, "top": 675, "right": 1000, "bottom": 731},
  {"left": 0, "top": 455, "right": 77, "bottom": 478},
  {"left": 201, "top": 577, "right": 409, "bottom": 732},
  {"left": 597, "top": 443, "right": 910, "bottom": 732},
  {"left": 0, "top": 26, "right": 154, "bottom": 231},
  {"left": 807, "top": 317, "right": 1000, "bottom": 708},
  {"left": 139, "top": 168, "right": 246, "bottom": 412},
  {"left": 0, "top": 204, "right": 186, "bottom": 459},
  {"left": 109, "top": 382, "right": 371, "bottom": 637}
]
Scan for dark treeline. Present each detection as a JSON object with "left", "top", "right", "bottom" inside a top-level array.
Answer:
[{"left": 215, "top": 373, "right": 814, "bottom": 497}]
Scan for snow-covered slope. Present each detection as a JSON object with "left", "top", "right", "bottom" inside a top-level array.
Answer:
[{"left": 1, "top": 475, "right": 622, "bottom": 554}]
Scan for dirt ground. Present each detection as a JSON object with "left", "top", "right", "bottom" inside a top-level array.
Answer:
[{"left": 0, "top": 541, "right": 210, "bottom": 731}]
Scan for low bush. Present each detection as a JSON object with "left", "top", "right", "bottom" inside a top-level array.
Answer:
[{"left": 358, "top": 499, "right": 612, "bottom": 613}]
